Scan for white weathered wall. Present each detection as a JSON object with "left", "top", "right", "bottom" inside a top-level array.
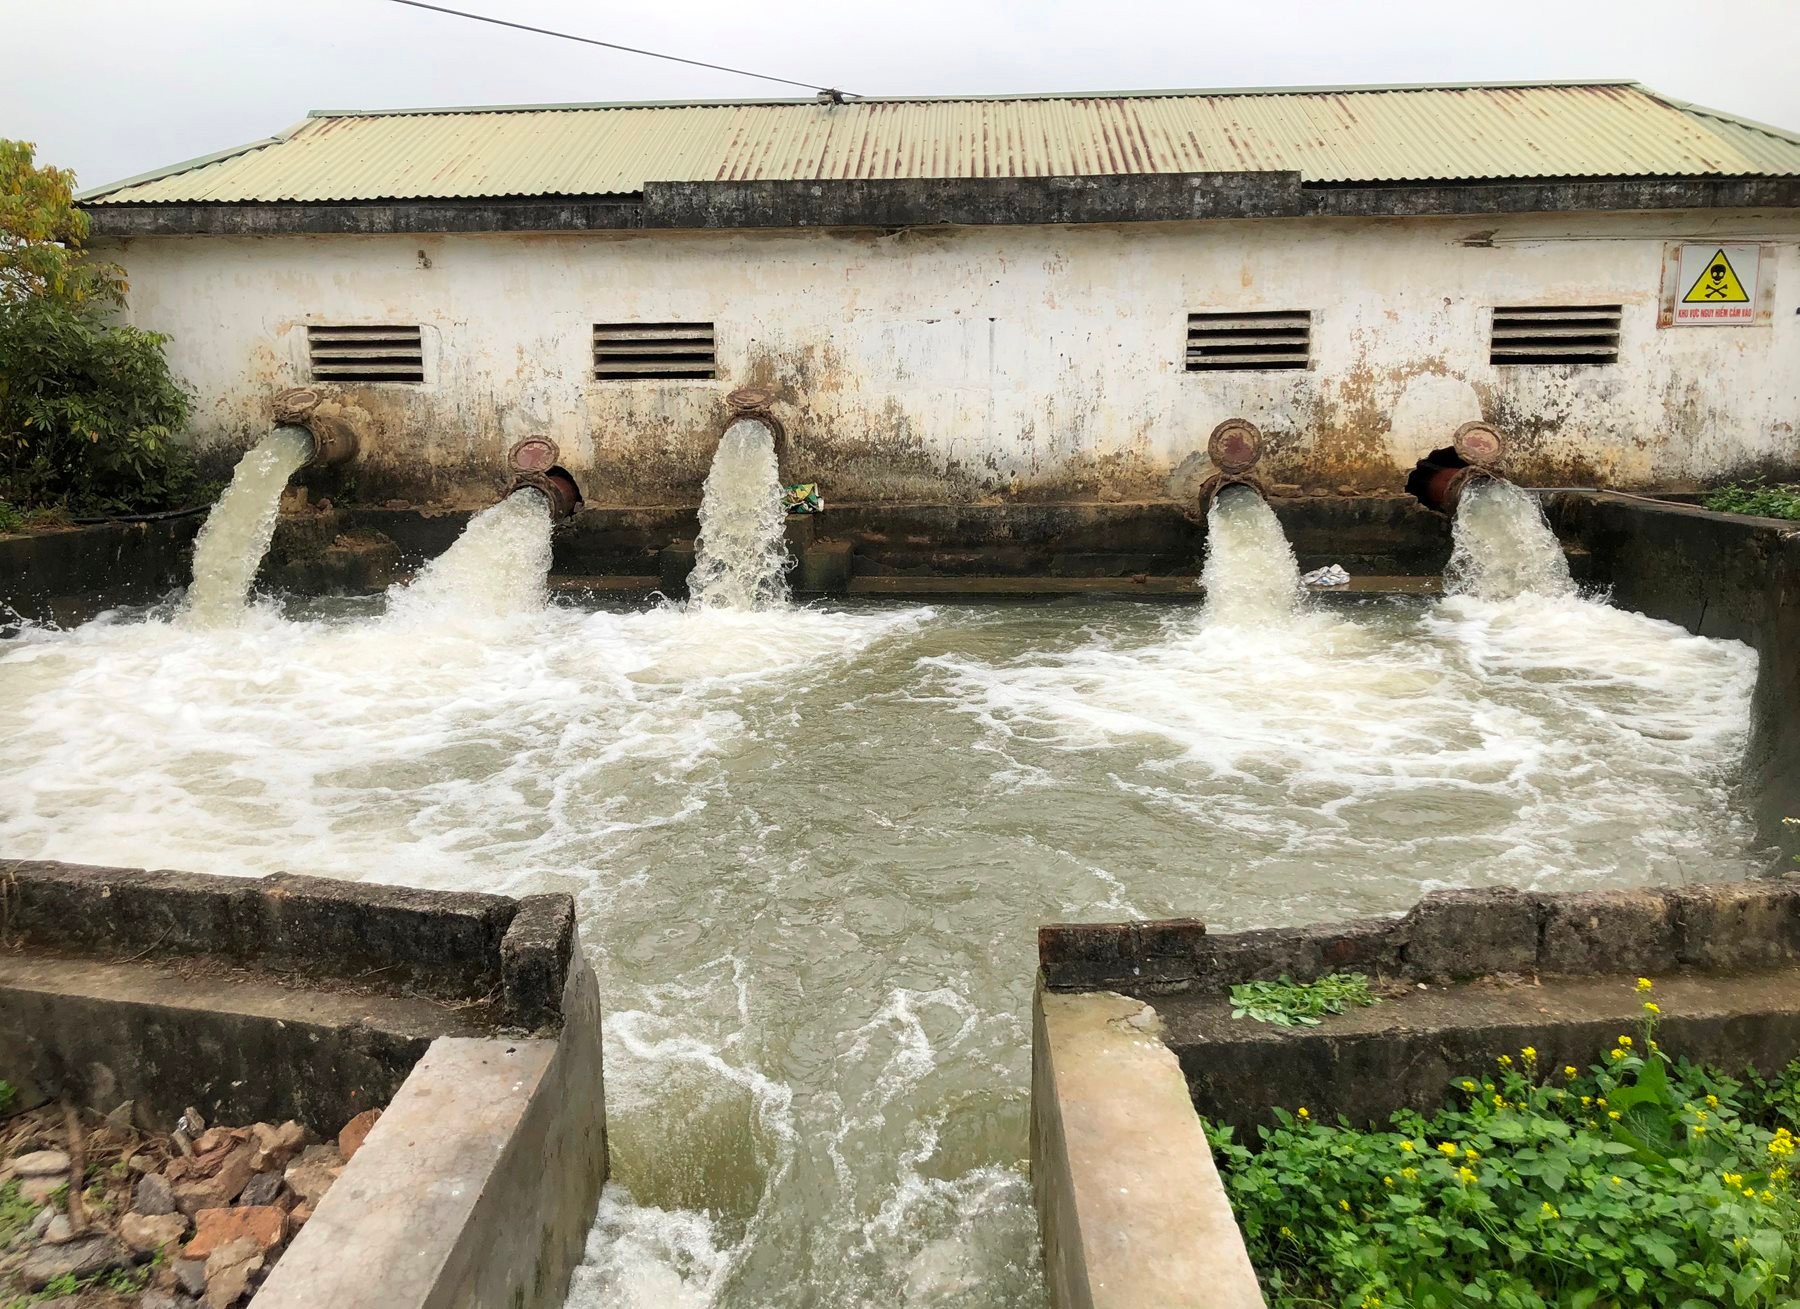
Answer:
[{"left": 98, "top": 211, "right": 1800, "bottom": 504}]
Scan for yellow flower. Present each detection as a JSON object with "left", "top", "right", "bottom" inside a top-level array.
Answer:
[
  {"left": 1773, "top": 1167, "right": 1789, "bottom": 1183},
  {"left": 1401, "top": 1167, "right": 1419, "bottom": 1181},
  {"left": 1597, "top": 1098, "right": 1608, "bottom": 1108},
  {"left": 1617, "top": 1035, "right": 1633, "bottom": 1047},
  {"left": 1521, "top": 1046, "right": 1538, "bottom": 1062},
  {"left": 1769, "top": 1134, "right": 1795, "bottom": 1159},
  {"left": 1706, "top": 1095, "right": 1719, "bottom": 1109},
  {"left": 1643, "top": 1002, "right": 1661, "bottom": 1015},
  {"left": 1637, "top": 977, "right": 1654, "bottom": 992},
  {"left": 1696, "top": 1111, "right": 1709, "bottom": 1124},
  {"left": 1383, "top": 1176, "right": 1394, "bottom": 1187},
  {"left": 1610, "top": 1176, "right": 1623, "bottom": 1186},
  {"left": 1464, "top": 1148, "right": 1480, "bottom": 1161},
  {"left": 1296, "top": 1107, "right": 1310, "bottom": 1120},
  {"left": 1724, "top": 1172, "right": 1744, "bottom": 1188},
  {"left": 1399, "top": 1140, "right": 1415, "bottom": 1153},
  {"left": 1461, "top": 1080, "right": 1478, "bottom": 1092},
  {"left": 1438, "top": 1142, "right": 1460, "bottom": 1157},
  {"left": 1540, "top": 1201, "right": 1559, "bottom": 1218},
  {"left": 1608, "top": 1110, "right": 1622, "bottom": 1120},
  {"left": 1648, "top": 1040, "right": 1660, "bottom": 1054},
  {"left": 1492, "top": 1095, "right": 1507, "bottom": 1109},
  {"left": 1361, "top": 1297, "right": 1383, "bottom": 1309},
  {"left": 1279, "top": 1226, "right": 1294, "bottom": 1238},
  {"left": 1564, "top": 1065, "right": 1578, "bottom": 1079},
  {"left": 1581, "top": 1096, "right": 1593, "bottom": 1107},
  {"left": 1745, "top": 1186, "right": 1758, "bottom": 1198},
  {"left": 1458, "top": 1166, "right": 1478, "bottom": 1184},
  {"left": 1340, "top": 1199, "right": 1351, "bottom": 1211},
  {"left": 1610, "top": 1049, "right": 1626, "bottom": 1062},
  {"left": 1497, "top": 1054, "right": 1513, "bottom": 1068},
  {"left": 1694, "top": 1124, "right": 1708, "bottom": 1136}
]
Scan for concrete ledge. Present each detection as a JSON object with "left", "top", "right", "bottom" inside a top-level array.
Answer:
[
  {"left": 0, "top": 518, "right": 199, "bottom": 628},
  {"left": 1032, "top": 990, "right": 1264, "bottom": 1309},
  {"left": 0, "top": 858, "right": 609, "bottom": 1309},
  {"left": 1039, "top": 880, "right": 1800, "bottom": 993},
  {"left": 257, "top": 933, "right": 607, "bottom": 1309}
]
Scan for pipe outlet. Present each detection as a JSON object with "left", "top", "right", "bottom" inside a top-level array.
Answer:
[
  {"left": 1405, "top": 422, "right": 1508, "bottom": 515},
  {"left": 272, "top": 387, "right": 361, "bottom": 467},
  {"left": 507, "top": 467, "right": 583, "bottom": 521}
]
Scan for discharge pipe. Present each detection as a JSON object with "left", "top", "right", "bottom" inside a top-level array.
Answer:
[
  {"left": 1404, "top": 421, "right": 1506, "bottom": 515},
  {"left": 1195, "top": 419, "right": 1269, "bottom": 511},
  {"left": 720, "top": 385, "right": 793, "bottom": 479},
  {"left": 271, "top": 387, "right": 361, "bottom": 467},
  {"left": 504, "top": 435, "right": 583, "bottom": 521}
]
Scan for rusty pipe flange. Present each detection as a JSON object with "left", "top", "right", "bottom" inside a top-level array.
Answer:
[
  {"left": 726, "top": 385, "right": 777, "bottom": 417},
  {"left": 507, "top": 469, "right": 582, "bottom": 521},
  {"left": 1207, "top": 419, "right": 1265, "bottom": 475},
  {"left": 508, "top": 435, "right": 561, "bottom": 474},
  {"left": 272, "top": 387, "right": 322, "bottom": 425},
  {"left": 1451, "top": 420, "right": 1505, "bottom": 471},
  {"left": 270, "top": 386, "right": 359, "bottom": 466}
]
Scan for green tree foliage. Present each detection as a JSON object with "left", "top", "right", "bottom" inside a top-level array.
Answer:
[{"left": 0, "top": 140, "right": 195, "bottom": 515}]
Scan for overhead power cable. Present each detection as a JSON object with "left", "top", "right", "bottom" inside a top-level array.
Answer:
[{"left": 381, "top": 0, "right": 853, "bottom": 100}]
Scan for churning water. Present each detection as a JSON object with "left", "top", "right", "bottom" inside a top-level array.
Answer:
[
  {"left": 183, "top": 427, "right": 313, "bottom": 623},
  {"left": 0, "top": 488, "right": 1766, "bottom": 1309},
  {"left": 688, "top": 420, "right": 790, "bottom": 611},
  {"left": 1446, "top": 478, "right": 1578, "bottom": 601}
]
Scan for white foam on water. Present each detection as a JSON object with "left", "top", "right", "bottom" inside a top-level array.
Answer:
[
  {"left": 183, "top": 427, "right": 314, "bottom": 624},
  {"left": 689, "top": 420, "right": 790, "bottom": 611},
  {"left": 1446, "top": 478, "right": 1577, "bottom": 600}
]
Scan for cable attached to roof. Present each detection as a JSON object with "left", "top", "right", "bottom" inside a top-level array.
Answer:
[{"left": 381, "top": 0, "right": 854, "bottom": 101}]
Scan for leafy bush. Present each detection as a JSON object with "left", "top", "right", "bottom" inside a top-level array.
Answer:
[
  {"left": 0, "top": 295, "right": 196, "bottom": 514},
  {"left": 1704, "top": 482, "right": 1800, "bottom": 521},
  {"left": 0, "top": 139, "right": 197, "bottom": 517},
  {"left": 1210, "top": 980, "right": 1800, "bottom": 1308},
  {"left": 1232, "top": 973, "right": 1380, "bottom": 1027}
]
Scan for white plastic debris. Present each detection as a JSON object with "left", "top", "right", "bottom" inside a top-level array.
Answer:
[{"left": 1301, "top": 564, "right": 1351, "bottom": 587}]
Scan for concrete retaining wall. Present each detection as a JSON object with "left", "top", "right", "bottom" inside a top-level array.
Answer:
[
  {"left": 1039, "top": 880, "right": 1800, "bottom": 995},
  {"left": 0, "top": 859, "right": 607, "bottom": 1309},
  {"left": 0, "top": 518, "right": 199, "bottom": 627}
]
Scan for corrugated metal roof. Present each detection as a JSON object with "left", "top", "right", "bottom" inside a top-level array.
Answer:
[{"left": 81, "top": 82, "right": 1800, "bottom": 204}]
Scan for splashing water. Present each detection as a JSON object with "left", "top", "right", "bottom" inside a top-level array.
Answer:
[
  {"left": 184, "top": 427, "right": 314, "bottom": 623},
  {"left": 688, "top": 420, "right": 790, "bottom": 611},
  {"left": 1199, "top": 485, "right": 1301, "bottom": 625},
  {"left": 1445, "top": 478, "right": 1576, "bottom": 601},
  {"left": 386, "top": 490, "right": 553, "bottom": 622}
]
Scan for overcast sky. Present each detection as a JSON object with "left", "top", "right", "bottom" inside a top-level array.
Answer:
[{"left": 5, "top": 0, "right": 1798, "bottom": 191}]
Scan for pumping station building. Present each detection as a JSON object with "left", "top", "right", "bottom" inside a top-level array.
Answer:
[{"left": 78, "top": 79, "right": 1800, "bottom": 506}]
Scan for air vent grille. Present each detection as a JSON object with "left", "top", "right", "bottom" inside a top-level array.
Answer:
[
  {"left": 1490, "top": 306, "right": 1621, "bottom": 365},
  {"left": 307, "top": 325, "right": 424, "bottom": 383},
  {"left": 1185, "top": 311, "right": 1311, "bottom": 372},
  {"left": 593, "top": 322, "right": 717, "bottom": 380}
]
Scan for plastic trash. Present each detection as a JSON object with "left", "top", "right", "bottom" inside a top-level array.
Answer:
[{"left": 1301, "top": 564, "right": 1351, "bottom": 587}]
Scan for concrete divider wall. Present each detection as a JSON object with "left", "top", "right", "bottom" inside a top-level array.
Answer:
[
  {"left": 0, "top": 858, "right": 608, "bottom": 1309},
  {"left": 1040, "top": 880, "right": 1800, "bottom": 995}
]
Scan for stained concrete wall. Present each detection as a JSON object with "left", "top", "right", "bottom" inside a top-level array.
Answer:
[{"left": 96, "top": 209, "right": 1800, "bottom": 506}]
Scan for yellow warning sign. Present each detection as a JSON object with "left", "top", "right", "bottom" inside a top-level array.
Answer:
[{"left": 1682, "top": 248, "right": 1750, "bottom": 304}]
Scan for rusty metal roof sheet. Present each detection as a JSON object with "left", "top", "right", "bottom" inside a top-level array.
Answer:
[{"left": 81, "top": 82, "right": 1800, "bottom": 204}]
